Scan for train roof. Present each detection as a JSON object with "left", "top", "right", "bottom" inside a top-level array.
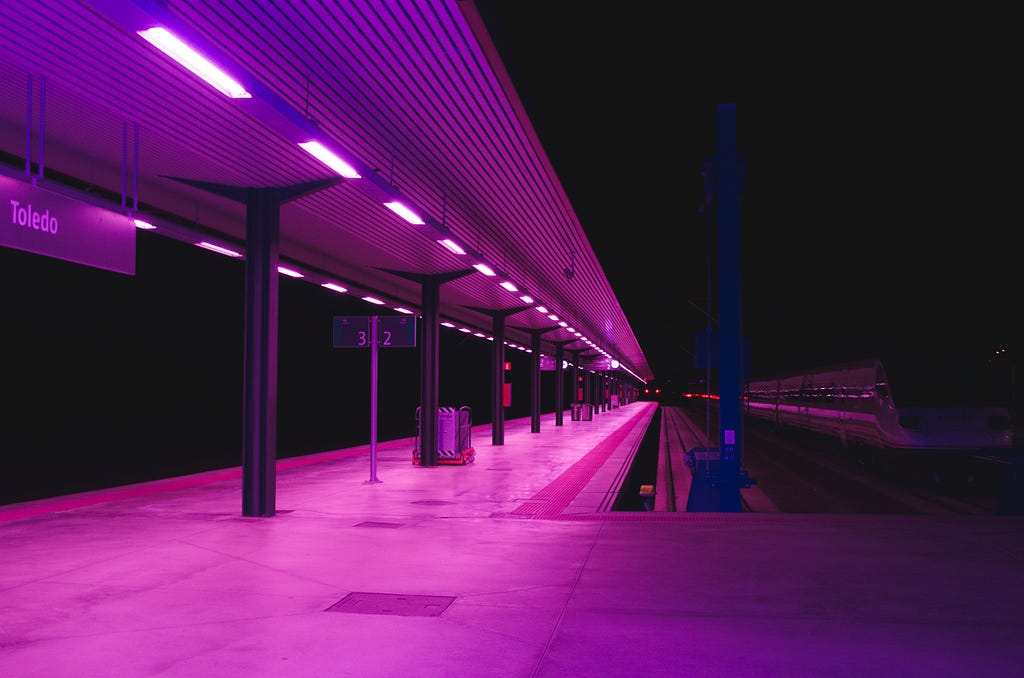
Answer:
[{"left": 749, "top": 355, "right": 1010, "bottom": 409}]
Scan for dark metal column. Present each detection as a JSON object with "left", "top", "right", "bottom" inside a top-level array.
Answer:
[
  {"left": 492, "top": 313, "right": 506, "bottom": 445},
  {"left": 419, "top": 276, "right": 441, "bottom": 467},
  {"left": 553, "top": 342, "right": 566, "bottom": 425},
  {"left": 569, "top": 349, "right": 581, "bottom": 403},
  {"left": 166, "top": 176, "right": 338, "bottom": 518},
  {"left": 382, "top": 268, "right": 474, "bottom": 466},
  {"left": 530, "top": 330, "right": 541, "bottom": 432},
  {"left": 470, "top": 306, "right": 531, "bottom": 445}
]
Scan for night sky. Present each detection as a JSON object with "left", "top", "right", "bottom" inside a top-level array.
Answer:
[{"left": 473, "top": 2, "right": 1019, "bottom": 391}]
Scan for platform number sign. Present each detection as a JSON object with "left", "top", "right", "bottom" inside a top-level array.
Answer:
[
  {"left": 333, "top": 316, "right": 371, "bottom": 348},
  {"left": 378, "top": 315, "right": 416, "bottom": 347},
  {"left": 333, "top": 315, "right": 417, "bottom": 348}
]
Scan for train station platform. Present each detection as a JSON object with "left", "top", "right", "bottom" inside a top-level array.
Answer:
[{"left": 2, "top": 401, "right": 1022, "bottom": 677}]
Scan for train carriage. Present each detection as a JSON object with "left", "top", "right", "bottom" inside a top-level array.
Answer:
[{"left": 743, "top": 357, "right": 1013, "bottom": 454}]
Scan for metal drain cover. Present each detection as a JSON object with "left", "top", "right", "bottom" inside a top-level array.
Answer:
[{"left": 326, "top": 592, "right": 455, "bottom": 617}]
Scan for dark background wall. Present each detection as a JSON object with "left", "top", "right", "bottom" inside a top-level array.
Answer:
[{"left": 1, "top": 231, "right": 575, "bottom": 504}]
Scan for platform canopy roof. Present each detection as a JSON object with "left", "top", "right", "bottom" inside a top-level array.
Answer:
[{"left": 0, "top": 0, "right": 653, "bottom": 382}]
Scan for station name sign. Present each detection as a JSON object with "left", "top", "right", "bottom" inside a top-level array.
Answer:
[
  {"left": 581, "top": 356, "right": 619, "bottom": 371},
  {"left": 1, "top": 174, "right": 136, "bottom": 275}
]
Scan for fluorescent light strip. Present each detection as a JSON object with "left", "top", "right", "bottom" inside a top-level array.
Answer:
[
  {"left": 383, "top": 201, "right": 425, "bottom": 225},
  {"left": 362, "top": 296, "right": 385, "bottom": 305},
  {"left": 133, "top": 218, "right": 156, "bottom": 230},
  {"left": 321, "top": 282, "right": 348, "bottom": 294},
  {"left": 438, "top": 238, "right": 465, "bottom": 255},
  {"left": 197, "top": 241, "right": 241, "bottom": 257},
  {"left": 298, "top": 141, "right": 361, "bottom": 179},
  {"left": 519, "top": 295, "right": 534, "bottom": 304},
  {"left": 277, "top": 266, "right": 303, "bottom": 278},
  {"left": 137, "top": 27, "right": 251, "bottom": 99},
  {"left": 395, "top": 307, "right": 414, "bottom": 315},
  {"left": 499, "top": 281, "right": 518, "bottom": 292},
  {"left": 473, "top": 263, "right": 496, "bottom": 276}
]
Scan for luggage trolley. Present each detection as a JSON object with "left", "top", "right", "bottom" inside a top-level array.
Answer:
[{"left": 413, "top": 405, "right": 475, "bottom": 465}]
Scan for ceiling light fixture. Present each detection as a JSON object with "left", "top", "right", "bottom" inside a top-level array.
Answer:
[
  {"left": 438, "top": 239, "right": 465, "bottom": 255},
  {"left": 197, "top": 241, "right": 241, "bottom": 257},
  {"left": 383, "top": 201, "right": 425, "bottom": 225},
  {"left": 298, "top": 141, "right": 361, "bottom": 179},
  {"left": 473, "top": 263, "right": 496, "bottom": 276},
  {"left": 137, "top": 27, "right": 251, "bottom": 99}
]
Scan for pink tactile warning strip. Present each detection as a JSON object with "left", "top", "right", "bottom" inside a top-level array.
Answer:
[{"left": 511, "top": 407, "right": 652, "bottom": 520}]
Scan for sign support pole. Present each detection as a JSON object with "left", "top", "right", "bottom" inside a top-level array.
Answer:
[{"left": 365, "top": 315, "right": 382, "bottom": 484}]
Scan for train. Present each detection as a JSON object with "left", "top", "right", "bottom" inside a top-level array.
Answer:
[{"left": 741, "top": 357, "right": 1014, "bottom": 455}]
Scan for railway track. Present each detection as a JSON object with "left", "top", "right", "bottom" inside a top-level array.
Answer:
[{"left": 657, "top": 403, "right": 1001, "bottom": 515}]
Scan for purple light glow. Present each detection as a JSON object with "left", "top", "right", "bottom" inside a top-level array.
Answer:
[
  {"left": 197, "top": 241, "right": 241, "bottom": 257},
  {"left": 472, "top": 263, "right": 495, "bottom": 276},
  {"left": 383, "top": 202, "right": 425, "bottom": 225},
  {"left": 438, "top": 239, "right": 465, "bottom": 255},
  {"left": 137, "top": 27, "right": 251, "bottom": 99},
  {"left": 298, "top": 141, "right": 361, "bottom": 179}
]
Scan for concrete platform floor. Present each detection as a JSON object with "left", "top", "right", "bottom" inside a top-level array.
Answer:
[{"left": 2, "top": 401, "right": 1023, "bottom": 677}]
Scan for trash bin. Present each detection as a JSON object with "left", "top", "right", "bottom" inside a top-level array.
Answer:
[
  {"left": 413, "top": 406, "right": 475, "bottom": 465},
  {"left": 570, "top": 403, "right": 583, "bottom": 421},
  {"left": 581, "top": 403, "right": 593, "bottom": 421}
]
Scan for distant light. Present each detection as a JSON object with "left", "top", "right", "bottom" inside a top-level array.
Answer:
[
  {"left": 277, "top": 266, "right": 303, "bottom": 278},
  {"left": 574, "top": 332, "right": 582, "bottom": 337},
  {"left": 547, "top": 314, "right": 559, "bottom": 321},
  {"left": 499, "top": 281, "right": 518, "bottom": 292},
  {"left": 474, "top": 332, "right": 486, "bottom": 338},
  {"left": 132, "top": 218, "right": 156, "bottom": 230},
  {"left": 362, "top": 296, "right": 385, "bottom": 305},
  {"left": 441, "top": 321, "right": 456, "bottom": 328},
  {"left": 473, "top": 263, "right": 496, "bottom": 276},
  {"left": 438, "top": 239, "right": 465, "bottom": 255},
  {"left": 519, "top": 295, "right": 534, "bottom": 304},
  {"left": 298, "top": 141, "right": 361, "bottom": 179},
  {"left": 535, "top": 306, "right": 548, "bottom": 314},
  {"left": 137, "top": 27, "right": 251, "bottom": 99},
  {"left": 321, "top": 282, "right": 348, "bottom": 294},
  {"left": 395, "top": 307, "right": 414, "bottom": 315},
  {"left": 459, "top": 327, "right": 471, "bottom": 333},
  {"left": 611, "top": 359, "right": 620, "bottom": 369},
  {"left": 383, "top": 201, "right": 425, "bottom": 225},
  {"left": 558, "top": 321, "right": 568, "bottom": 327},
  {"left": 565, "top": 327, "right": 575, "bottom": 333},
  {"left": 197, "top": 241, "right": 241, "bottom": 257}
]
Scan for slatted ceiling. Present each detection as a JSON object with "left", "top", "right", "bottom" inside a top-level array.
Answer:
[{"left": 0, "top": 0, "right": 653, "bottom": 378}]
